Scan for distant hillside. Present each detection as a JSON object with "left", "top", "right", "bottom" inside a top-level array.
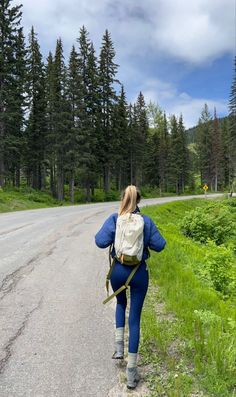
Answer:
[{"left": 186, "top": 116, "right": 229, "bottom": 144}]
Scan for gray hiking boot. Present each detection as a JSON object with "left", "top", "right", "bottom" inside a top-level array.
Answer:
[
  {"left": 126, "top": 367, "right": 140, "bottom": 389},
  {"left": 112, "top": 341, "right": 124, "bottom": 359}
]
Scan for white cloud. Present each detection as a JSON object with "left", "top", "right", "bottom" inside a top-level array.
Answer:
[
  {"left": 151, "top": 0, "right": 235, "bottom": 64},
  {"left": 141, "top": 79, "right": 228, "bottom": 128},
  {"left": 13, "top": 0, "right": 235, "bottom": 63}
]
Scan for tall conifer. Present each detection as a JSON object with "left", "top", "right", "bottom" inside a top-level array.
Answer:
[
  {"left": 111, "top": 85, "right": 129, "bottom": 189},
  {"left": 45, "top": 51, "right": 56, "bottom": 196},
  {"left": 0, "top": 0, "right": 23, "bottom": 187},
  {"left": 5, "top": 27, "right": 26, "bottom": 187},
  {"left": 25, "top": 27, "right": 46, "bottom": 189},
  {"left": 98, "top": 30, "right": 119, "bottom": 192},
  {"left": 228, "top": 56, "right": 236, "bottom": 188},
  {"left": 210, "top": 108, "right": 223, "bottom": 191},
  {"left": 67, "top": 45, "right": 80, "bottom": 202},
  {"left": 53, "top": 38, "right": 69, "bottom": 200},
  {"left": 197, "top": 104, "right": 212, "bottom": 185},
  {"left": 76, "top": 27, "right": 98, "bottom": 201},
  {"left": 134, "top": 92, "right": 149, "bottom": 186}
]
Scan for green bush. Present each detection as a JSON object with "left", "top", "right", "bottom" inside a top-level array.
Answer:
[
  {"left": 225, "top": 197, "right": 236, "bottom": 207},
  {"left": 24, "top": 193, "right": 46, "bottom": 203},
  {"left": 104, "top": 190, "right": 120, "bottom": 201},
  {"left": 180, "top": 204, "right": 234, "bottom": 245},
  {"left": 204, "top": 242, "right": 236, "bottom": 296}
]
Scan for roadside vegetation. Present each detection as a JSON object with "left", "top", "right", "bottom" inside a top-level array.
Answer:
[
  {"left": 141, "top": 198, "right": 236, "bottom": 397},
  {"left": 0, "top": 186, "right": 120, "bottom": 213},
  {"left": 0, "top": 185, "right": 178, "bottom": 213}
]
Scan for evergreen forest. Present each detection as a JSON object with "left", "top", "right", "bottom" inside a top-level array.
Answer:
[{"left": 0, "top": 0, "right": 236, "bottom": 202}]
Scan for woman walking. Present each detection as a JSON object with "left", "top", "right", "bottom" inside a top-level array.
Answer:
[{"left": 95, "top": 185, "right": 166, "bottom": 389}]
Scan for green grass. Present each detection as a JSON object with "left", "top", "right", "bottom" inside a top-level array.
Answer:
[
  {"left": 0, "top": 186, "right": 121, "bottom": 213},
  {"left": 0, "top": 186, "right": 68, "bottom": 213},
  {"left": 140, "top": 199, "right": 236, "bottom": 397},
  {"left": 0, "top": 185, "right": 220, "bottom": 214}
]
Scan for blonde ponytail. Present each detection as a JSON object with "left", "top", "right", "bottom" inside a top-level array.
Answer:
[{"left": 118, "top": 185, "right": 141, "bottom": 216}]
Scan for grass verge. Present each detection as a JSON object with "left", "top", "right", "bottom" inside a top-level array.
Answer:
[
  {"left": 0, "top": 187, "right": 70, "bottom": 213},
  {"left": 140, "top": 199, "right": 236, "bottom": 397},
  {"left": 0, "top": 185, "right": 216, "bottom": 214}
]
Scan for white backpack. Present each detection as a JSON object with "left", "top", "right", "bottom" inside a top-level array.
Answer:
[{"left": 114, "top": 213, "right": 144, "bottom": 265}]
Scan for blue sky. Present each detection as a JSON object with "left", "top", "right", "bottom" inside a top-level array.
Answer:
[{"left": 13, "top": 0, "right": 235, "bottom": 128}]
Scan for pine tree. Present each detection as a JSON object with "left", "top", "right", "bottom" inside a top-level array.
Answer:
[
  {"left": 85, "top": 41, "right": 101, "bottom": 199},
  {"left": 98, "top": 29, "right": 119, "bottom": 193},
  {"left": 178, "top": 114, "right": 189, "bottom": 192},
  {"left": 53, "top": 38, "right": 70, "bottom": 200},
  {"left": 134, "top": 92, "right": 149, "bottom": 186},
  {"left": 145, "top": 103, "right": 162, "bottom": 189},
  {"left": 146, "top": 104, "right": 170, "bottom": 192},
  {"left": 127, "top": 104, "right": 135, "bottom": 185},
  {"left": 111, "top": 85, "right": 129, "bottom": 190},
  {"left": 25, "top": 26, "right": 47, "bottom": 190},
  {"left": 210, "top": 108, "right": 223, "bottom": 191},
  {"left": 168, "top": 114, "right": 188, "bottom": 194},
  {"left": 0, "top": 0, "right": 23, "bottom": 187},
  {"left": 220, "top": 117, "right": 231, "bottom": 188},
  {"left": 196, "top": 104, "right": 212, "bottom": 186},
  {"left": 169, "top": 115, "right": 180, "bottom": 193},
  {"left": 66, "top": 45, "right": 80, "bottom": 202},
  {"left": 76, "top": 27, "right": 98, "bottom": 201},
  {"left": 45, "top": 51, "right": 56, "bottom": 196},
  {"left": 5, "top": 27, "right": 26, "bottom": 187},
  {"left": 159, "top": 113, "right": 170, "bottom": 192},
  {"left": 144, "top": 124, "right": 160, "bottom": 188},
  {"left": 228, "top": 56, "right": 236, "bottom": 189}
]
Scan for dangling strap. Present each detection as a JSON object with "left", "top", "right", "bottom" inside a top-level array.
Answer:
[
  {"left": 105, "top": 245, "right": 115, "bottom": 297},
  {"left": 103, "top": 261, "right": 141, "bottom": 305},
  {"left": 105, "top": 245, "right": 116, "bottom": 298}
]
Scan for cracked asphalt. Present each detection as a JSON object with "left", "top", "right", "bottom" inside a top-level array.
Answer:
[{"left": 0, "top": 195, "right": 222, "bottom": 397}]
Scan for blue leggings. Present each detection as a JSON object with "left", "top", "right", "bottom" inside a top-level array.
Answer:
[{"left": 110, "top": 261, "right": 149, "bottom": 353}]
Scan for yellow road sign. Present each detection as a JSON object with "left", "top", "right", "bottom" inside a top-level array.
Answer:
[{"left": 203, "top": 184, "right": 208, "bottom": 191}]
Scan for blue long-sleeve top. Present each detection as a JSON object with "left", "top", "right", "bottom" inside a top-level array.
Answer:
[{"left": 95, "top": 207, "right": 166, "bottom": 261}]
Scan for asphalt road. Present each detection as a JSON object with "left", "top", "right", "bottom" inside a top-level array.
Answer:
[{"left": 0, "top": 194, "right": 223, "bottom": 397}]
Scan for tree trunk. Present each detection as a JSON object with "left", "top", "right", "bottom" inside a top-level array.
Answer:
[
  {"left": 32, "top": 164, "right": 40, "bottom": 190},
  {"left": 176, "top": 181, "right": 180, "bottom": 195},
  {"left": 86, "top": 180, "right": 91, "bottom": 202},
  {"left": 103, "top": 165, "right": 110, "bottom": 193},
  {"left": 41, "top": 163, "right": 46, "bottom": 191},
  {"left": 26, "top": 169, "right": 31, "bottom": 187},
  {"left": 16, "top": 163, "right": 20, "bottom": 188},
  {"left": 133, "top": 165, "right": 138, "bottom": 187},
  {"left": 57, "top": 173, "right": 64, "bottom": 201},
  {"left": 130, "top": 150, "right": 133, "bottom": 185},
  {"left": 50, "top": 158, "right": 56, "bottom": 197},
  {"left": 69, "top": 173, "right": 75, "bottom": 203},
  {"left": 12, "top": 169, "right": 16, "bottom": 187},
  {"left": 181, "top": 176, "right": 185, "bottom": 194},
  {"left": 0, "top": 136, "right": 5, "bottom": 188},
  {"left": 215, "top": 172, "right": 218, "bottom": 192},
  {"left": 57, "top": 160, "right": 64, "bottom": 201},
  {"left": 115, "top": 166, "right": 122, "bottom": 191},
  {"left": 118, "top": 167, "right": 122, "bottom": 192},
  {"left": 38, "top": 164, "right": 42, "bottom": 190},
  {"left": 50, "top": 165, "right": 54, "bottom": 195}
]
